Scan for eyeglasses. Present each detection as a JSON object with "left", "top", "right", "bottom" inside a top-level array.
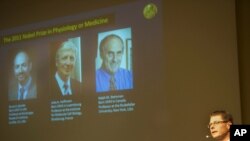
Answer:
[{"left": 207, "top": 121, "right": 228, "bottom": 128}]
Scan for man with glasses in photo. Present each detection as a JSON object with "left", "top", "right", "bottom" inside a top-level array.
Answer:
[
  {"left": 96, "top": 34, "right": 133, "bottom": 92},
  {"left": 208, "top": 110, "right": 233, "bottom": 141}
]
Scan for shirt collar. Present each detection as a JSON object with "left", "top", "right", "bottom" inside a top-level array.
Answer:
[
  {"left": 18, "top": 76, "right": 32, "bottom": 100},
  {"left": 55, "top": 72, "right": 72, "bottom": 95},
  {"left": 18, "top": 76, "right": 32, "bottom": 90}
]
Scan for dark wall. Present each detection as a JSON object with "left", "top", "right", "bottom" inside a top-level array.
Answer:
[
  {"left": 0, "top": 0, "right": 135, "bottom": 30},
  {"left": 236, "top": 0, "right": 250, "bottom": 124}
]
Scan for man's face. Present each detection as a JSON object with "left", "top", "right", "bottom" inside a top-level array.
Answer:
[
  {"left": 14, "top": 52, "right": 32, "bottom": 85},
  {"left": 102, "top": 38, "right": 123, "bottom": 74},
  {"left": 56, "top": 49, "right": 76, "bottom": 79},
  {"left": 209, "top": 115, "right": 230, "bottom": 140}
]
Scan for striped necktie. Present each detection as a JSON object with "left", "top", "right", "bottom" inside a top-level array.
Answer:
[{"left": 109, "top": 75, "right": 116, "bottom": 91}]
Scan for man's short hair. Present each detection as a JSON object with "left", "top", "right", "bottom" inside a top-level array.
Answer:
[
  {"left": 99, "top": 34, "right": 124, "bottom": 57},
  {"left": 210, "top": 110, "right": 233, "bottom": 124},
  {"left": 56, "top": 40, "right": 77, "bottom": 60}
]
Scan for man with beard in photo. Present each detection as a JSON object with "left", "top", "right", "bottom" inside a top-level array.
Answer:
[{"left": 9, "top": 51, "right": 37, "bottom": 101}]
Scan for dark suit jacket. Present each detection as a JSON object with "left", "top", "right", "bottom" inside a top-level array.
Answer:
[
  {"left": 8, "top": 78, "right": 37, "bottom": 101},
  {"left": 50, "top": 77, "right": 81, "bottom": 98}
]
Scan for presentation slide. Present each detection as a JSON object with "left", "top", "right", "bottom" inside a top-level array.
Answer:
[{"left": 0, "top": 0, "right": 166, "bottom": 141}]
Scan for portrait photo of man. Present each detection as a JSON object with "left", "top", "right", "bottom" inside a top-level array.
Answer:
[
  {"left": 8, "top": 50, "right": 37, "bottom": 101},
  {"left": 50, "top": 37, "right": 81, "bottom": 97},
  {"left": 96, "top": 28, "right": 133, "bottom": 93}
]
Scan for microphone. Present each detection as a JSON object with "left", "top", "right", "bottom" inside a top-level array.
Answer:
[{"left": 205, "top": 135, "right": 210, "bottom": 139}]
